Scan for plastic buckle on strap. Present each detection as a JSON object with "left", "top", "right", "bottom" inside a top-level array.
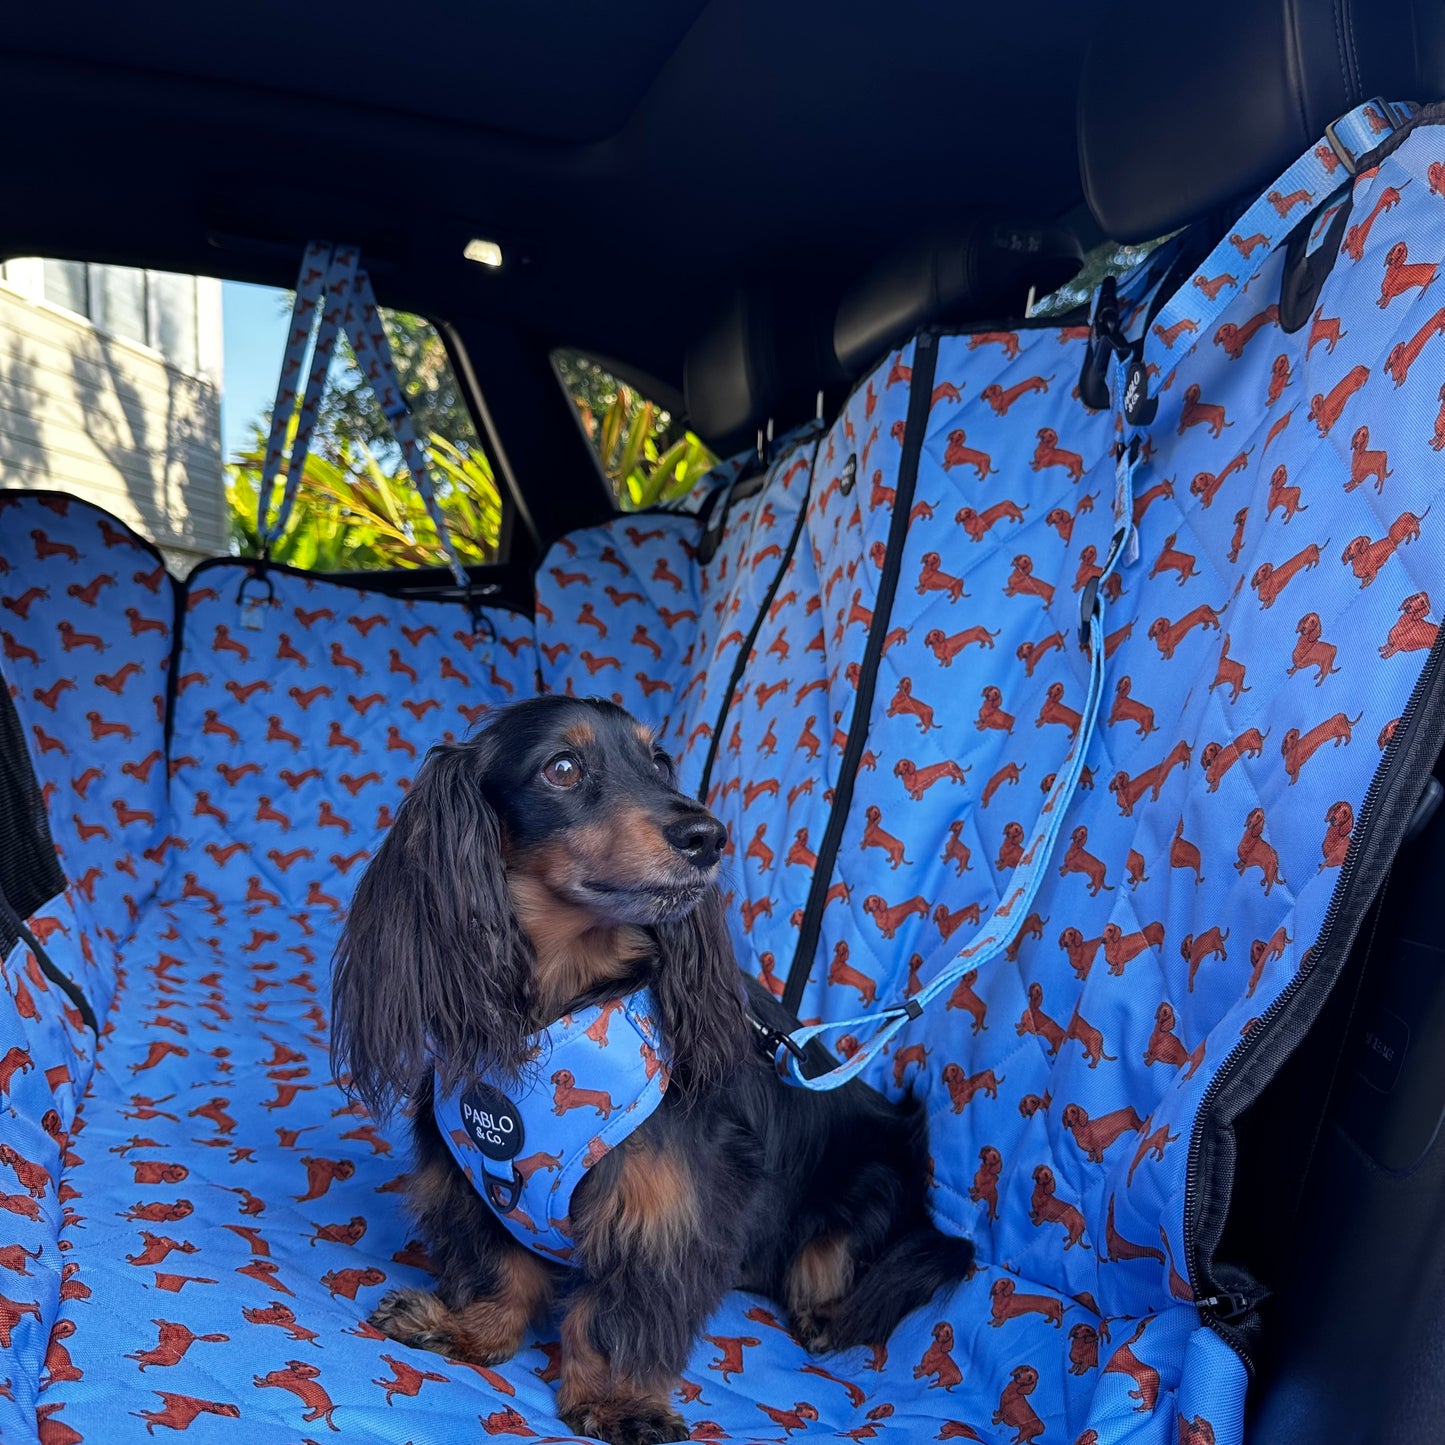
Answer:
[
  {"left": 1323, "top": 117, "right": 1362, "bottom": 176},
  {"left": 889, "top": 998, "right": 923, "bottom": 1023},
  {"left": 237, "top": 562, "right": 276, "bottom": 632}
]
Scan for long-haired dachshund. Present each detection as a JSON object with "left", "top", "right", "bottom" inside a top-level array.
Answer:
[{"left": 333, "top": 695, "right": 971, "bottom": 1444}]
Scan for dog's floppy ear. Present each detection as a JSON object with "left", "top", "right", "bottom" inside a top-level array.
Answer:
[
  {"left": 650, "top": 883, "right": 750, "bottom": 1104},
  {"left": 332, "top": 739, "right": 534, "bottom": 1117}
]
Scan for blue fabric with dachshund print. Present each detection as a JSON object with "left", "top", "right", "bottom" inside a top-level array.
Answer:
[{"left": 1, "top": 106, "right": 1444, "bottom": 1445}]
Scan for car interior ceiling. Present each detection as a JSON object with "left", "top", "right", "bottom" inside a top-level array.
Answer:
[{"left": 7, "top": 0, "right": 1445, "bottom": 1437}]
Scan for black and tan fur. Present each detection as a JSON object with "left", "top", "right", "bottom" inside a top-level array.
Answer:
[{"left": 333, "top": 695, "right": 971, "bottom": 1445}]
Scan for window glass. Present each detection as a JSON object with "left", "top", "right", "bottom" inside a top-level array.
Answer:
[
  {"left": 43, "top": 259, "right": 89, "bottom": 315},
  {"left": 148, "top": 270, "right": 199, "bottom": 376},
  {"left": 90, "top": 264, "right": 149, "bottom": 346},
  {"left": 553, "top": 348, "right": 716, "bottom": 510},
  {"left": 225, "top": 299, "right": 502, "bottom": 570},
  {"left": 1029, "top": 235, "right": 1171, "bottom": 318}
]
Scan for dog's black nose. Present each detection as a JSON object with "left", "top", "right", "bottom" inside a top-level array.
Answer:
[{"left": 665, "top": 815, "right": 726, "bottom": 869}]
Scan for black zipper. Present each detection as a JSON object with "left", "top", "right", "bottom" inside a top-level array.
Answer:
[
  {"left": 782, "top": 333, "right": 938, "bottom": 1015},
  {"left": 1184, "top": 624, "right": 1445, "bottom": 1366},
  {"left": 696, "top": 440, "right": 820, "bottom": 804}
]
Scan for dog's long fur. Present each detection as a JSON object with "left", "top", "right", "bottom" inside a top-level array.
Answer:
[{"left": 333, "top": 696, "right": 971, "bottom": 1445}]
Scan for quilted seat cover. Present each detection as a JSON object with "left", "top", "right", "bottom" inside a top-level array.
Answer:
[{"left": 2, "top": 107, "right": 1445, "bottom": 1445}]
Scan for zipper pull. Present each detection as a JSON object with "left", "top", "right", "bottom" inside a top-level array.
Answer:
[{"left": 1198, "top": 1288, "right": 1268, "bottom": 1321}]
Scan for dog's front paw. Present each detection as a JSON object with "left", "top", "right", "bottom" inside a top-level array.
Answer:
[
  {"left": 370, "top": 1287, "right": 459, "bottom": 1354},
  {"left": 790, "top": 1304, "right": 838, "bottom": 1356},
  {"left": 561, "top": 1396, "right": 686, "bottom": 1445}
]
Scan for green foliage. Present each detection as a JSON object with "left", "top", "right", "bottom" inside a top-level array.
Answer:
[
  {"left": 1030, "top": 235, "right": 1172, "bottom": 319},
  {"left": 224, "top": 314, "right": 718, "bottom": 572},
  {"left": 226, "top": 421, "right": 502, "bottom": 571},
  {"left": 554, "top": 350, "right": 716, "bottom": 509}
]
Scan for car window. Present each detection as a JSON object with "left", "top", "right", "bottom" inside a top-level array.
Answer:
[
  {"left": 224, "top": 291, "right": 502, "bottom": 571},
  {"left": 553, "top": 348, "right": 716, "bottom": 509},
  {"left": 1029, "top": 235, "right": 1170, "bottom": 318},
  {"left": 0, "top": 260, "right": 502, "bottom": 573}
]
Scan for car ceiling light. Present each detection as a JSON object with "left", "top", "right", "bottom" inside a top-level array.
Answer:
[{"left": 464, "top": 238, "right": 504, "bottom": 268}]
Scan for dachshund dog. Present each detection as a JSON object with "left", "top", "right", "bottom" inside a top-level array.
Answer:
[{"left": 333, "top": 696, "right": 970, "bottom": 1445}]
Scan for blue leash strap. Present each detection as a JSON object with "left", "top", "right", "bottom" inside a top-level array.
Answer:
[{"left": 256, "top": 242, "right": 358, "bottom": 550}]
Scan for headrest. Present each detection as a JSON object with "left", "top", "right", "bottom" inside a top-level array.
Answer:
[
  {"left": 1079, "top": 0, "right": 1440, "bottom": 243},
  {"left": 683, "top": 289, "right": 842, "bottom": 451},
  {"left": 832, "top": 223, "right": 1083, "bottom": 377}
]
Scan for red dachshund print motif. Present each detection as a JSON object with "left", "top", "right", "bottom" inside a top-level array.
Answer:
[
  {"left": 1103, "top": 1319, "right": 1160, "bottom": 1413},
  {"left": 1064, "top": 1008, "right": 1117, "bottom": 1068},
  {"left": 940, "top": 1064, "right": 1003, "bottom": 1113},
  {"left": 1379, "top": 240, "right": 1438, "bottom": 307},
  {"left": 887, "top": 677, "right": 940, "bottom": 732},
  {"left": 1236, "top": 808, "right": 1284, "bottom": 893},
  {"left": 947, "top": 971, "right": 989, "bottom": 1035},
  {"left": 1153, "top": 316, "right": 1198, "bottom": 348},
  {"left": 860, "top": 807, "right": 912, "bottom": 868},
  {"left": 1347, "top": 425, "right": 1393, "bottom": 492},
  {"left": 1341, "top": 511, "right": 1424, "bottom": 587},
  {"left": 1108, "top": 741, "right": 1191, "bottom": 816},
  {"left": 1058, "top": 927, "right": 1104, "bottom": 981},
  {"left": 902, "top": 1325, "right": 964, "bottom": 1399},
  {"left": 956, "top": 500, "right": 1027, "bottom": 541},
  {"left": 1143, "top": 1003, "right": 1206, "bottom": 1079},
  {"left": 254, "top": 1360, "right": 339, "bottom": 1430},
  {"left": 1264, "top": 464, "right": 1306, "bottom": 522},
  {"left": 1102, "top": 921, "right": 1164, "bottom": 976},
  {"left": 1288, "top": 613, "right": 1337, "bottom": 684},
  {"left": 1322, "top": 799, "right": 1355, "bottom": 869},
  {"left": 980, "top": 375, "right": 1050, "bottom": 413},
  {"left": 1213, "top": 303, "right": 1279, "bottom": 358},
  {"left": 127, "top": 1319, "right": 230, "bottom": 1370},
  {"left": 1108, "top": 676, "right": 1157, "bottom": 737},
  {"left": 975, "top": 685, "right": 1015, "bottom": 734},
  {"left": 1208, "top": 633, "right": 1250, "bottom": 702},
  {"left": 1189, "top": 450, "right": 1250, "bottom": 508},
  {"left": 925, "top": 625, "right": 998, "bottom": 662},
  {"left": 1004, "top": 555, "right": 1055, "bottom": 608},
  {"left": 993, "top": 1365, "right": 1045, "bottom": 1445},
  {"left": 1180, "top": 926, "right": 1230, "bottom": 990},
  {"left": 1017, "top": 983, "right": 1066, "bottom": 1054},
  {"left": 1149, "top": 604, "right": 1223, "bottom": 658},
  {"left": 1030, "top": 1166, "right": 1089, "bottom": 1249},
  {"left": 1059, "top": 826, "right": 1112, "bottom": 894},
  {"left": 1380, "top": 591, "right": 1439, "bottom": 658},
  {"left": 1030, "top": 427, "right": 1084, "bottom": 481},
  {"left": 895, "top": 759, "right": 969, "bottom": 799},
  {"left": 1102, "top": 1195, "right": 1165, "bottom": 1267},
  {"left": 1149, "top": 533, "right": 1197, "bottom": 586},
  {"left": 969, "top": 1145, "right": 1003, "bottom": 1220},
  {"left": 1069, "top": 1323, "right": 1100, "bottom": 1375},
  {"left": 1248, "top": 926, "right": 1292, "bottom": 997},
  {"left": 862, "top": 895, "right": 929, "bottom": 939},
  {"left": 549, "top": 1070, "right": 614, "bottom": 1119},
  {"left": 130, "top": 1393, "right": 240, "bottom": 1434},
  {"left": 704, "top": 1334, "right": 760, "bottom": 1382},
  {"left": 1386, "top": 307, "right": 1445, "bottom": 386},
  {"left": 1342, "top": 183, "right": 1403, "bottom": 260},
  {"left": 1280, "top": 712, "right": 1362, "bottom": 784},
  {"left": 1036, "top": 682, "right": 1081, "bottom": 739},
  {"left": 1252, "top": 544, "right": 1321, "bottom": 608},
  {"left": 826, "top": 943, "right": 878, "bottom": 1006},
  {"left": 1061, "top": 1103, "right": 1145, "bottom": 1163},
  {"left": 941, "top": 429, "right": 994, "bottom": 478},
  {"left": 1200, "top": 728, "right": 1266, "bottom": 790},
  {"left": 1308, "top": 363, "right": 1370, "bottom": 435},
  {"left": 988, "top": 1278, "right": 1062, "bottom": 1328},
  {"left": 917, "top": 553, "right": 967, "bottom": 602},
  {"left": 1178, "top": 384, "right": 1231, "bottom": 437}
]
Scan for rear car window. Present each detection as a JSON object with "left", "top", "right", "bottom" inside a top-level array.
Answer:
[
  {"left": 0, "top": 259, "right": 501, "bottom": 573},
  {"left": 554, "top": 347, "right": 716, "bottom": 509}
]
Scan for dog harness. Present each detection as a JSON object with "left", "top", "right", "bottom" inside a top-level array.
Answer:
[{"left": 434, "top": 987, "right": 672, "bottom": 1262}]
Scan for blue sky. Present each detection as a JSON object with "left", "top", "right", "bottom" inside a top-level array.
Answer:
[{"left": 219, "top": 280, "right": 290, "bottom": 462}]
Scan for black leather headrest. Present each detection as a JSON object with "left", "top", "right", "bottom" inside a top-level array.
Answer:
[
  {"left": 683, "top": 289, "right": 842, "bottom": 451},
  {"left": 1079, "top": 0, "right": 1441, "bottom": 243},
  {"left": 832, "top": 223, "right": 1083, "bottom": 377}
]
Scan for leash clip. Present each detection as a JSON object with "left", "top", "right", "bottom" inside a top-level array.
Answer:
[{"left": 748, "top": 1010, "right": 808, "bottom": 1064}]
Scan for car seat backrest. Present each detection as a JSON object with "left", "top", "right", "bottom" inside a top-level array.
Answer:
[
  {"left": 169, "top": 560, "right": 537, "bottom": 912},
  {"left": 1079, "top": 0, "right": 1432, "bottom": 242},
  {"left": 1, "top": 492, "right": 176, "bottom": 1007}
]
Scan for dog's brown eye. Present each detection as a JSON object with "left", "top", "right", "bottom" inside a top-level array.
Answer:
[
  {"left": 542, "top": 754, "right": 582, "bottom": 789},
  {"left": 652, "top": 752, "right": 673, "bottom": 782}
]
